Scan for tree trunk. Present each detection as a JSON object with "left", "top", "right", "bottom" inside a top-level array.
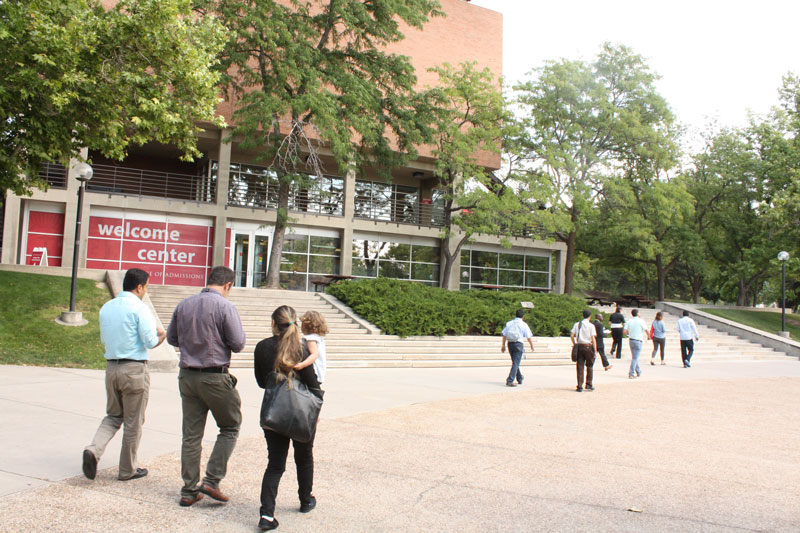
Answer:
[
  {"left": 691, "top": 274, "right": 702, "bottom": 304},
  {"left": 655, "top": 254, "right": 666, "bottom": 302},
  {"left": 736, "top": 279, "right": 749, "bottom": 307},
  {"left": 265, "top": 180, "right": 290, "bottom": 288},
  {"left": 563, "top": 229, "right": 576, "bottom": 295}
]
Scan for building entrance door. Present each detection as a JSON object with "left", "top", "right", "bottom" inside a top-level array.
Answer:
[{"left": 232, "top": 230, "right": 271, "bottom": 288}]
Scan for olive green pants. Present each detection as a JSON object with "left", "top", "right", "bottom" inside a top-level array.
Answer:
[
  {"left": 86, "top": 360, "right": 149, "bottom": 479},
  {"left": 178, "top": 368, "right": 242, "bottom": 497}
]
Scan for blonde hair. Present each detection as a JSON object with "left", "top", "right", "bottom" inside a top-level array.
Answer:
[
  {"left": 301, "top": 310, "right": 329, "bottom": 336},
  {"left": 271, "top": 305, "right": 304, "bottom": 380}
]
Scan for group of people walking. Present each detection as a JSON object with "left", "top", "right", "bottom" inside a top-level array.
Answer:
[
  {"left": 82, "top": 266, "right": 329, "bottom": 531},
  {"left": 501, "top": 305, "right": 701, "bottom": 392}
]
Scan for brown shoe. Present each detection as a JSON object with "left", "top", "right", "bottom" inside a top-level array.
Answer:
[
  {"left": 179, "top": 493, "right": 204, "bottom": 507},
  {"left": 199, "top": 483, "right": 229, "bottom": 502}
]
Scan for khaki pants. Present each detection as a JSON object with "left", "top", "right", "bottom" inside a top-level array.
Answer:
[
  {"left": 85, "top": 361, "right": 150, "bottom": 479},
  {"left": 178, "top": 368, "right": 242, "bottom": 497}
]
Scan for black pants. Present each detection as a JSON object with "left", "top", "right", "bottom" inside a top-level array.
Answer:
[
  {"left": 680, "top": 340, "right": 694, "bottom": 365},
  {"left": 260, "top": 429, "right": 315, "bottom": 517},
  {"left": 576, "top": 344, "right": 595, "bottom": 388},
  {"left": 651, "top": 338, "right": 666, "bottom": 360},
  {"left": 596, "top": 343, "right": 610, "bottom": 368},
  {"left": 610, "top": 328, "right": 624, "bottom": 358}
]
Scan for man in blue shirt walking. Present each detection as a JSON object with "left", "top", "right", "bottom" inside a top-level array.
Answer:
[
  {"left": 501, "top": 309, "right": 535, "bottom": 387},
  {"left": 82, "top": 268, "right": 165, "bottom": 481}
]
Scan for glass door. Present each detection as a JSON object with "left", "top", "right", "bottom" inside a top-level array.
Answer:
[{"left": 232, "top": 230, "right": 271, "bottom": 288}]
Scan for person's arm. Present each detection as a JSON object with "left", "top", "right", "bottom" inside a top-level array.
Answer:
[
  {"left": 138, "top": 307, "right": 164, "bottom": 349},
  {"left": 570, "top": 331, "right": 576, "bottom": 345},
  {"left": 692, "top": 320, "right": 700, "bottom": 340},
  {"left": 223, "top": 305, "right": 247, "bottom": 353},
  {"left": 166, "top": 308, "right": 179, "bottom": 347},
  {"left": 295, "top": 340, "right": 318, "bottom": 370},
  {"left": 501, "top": 336, "right": 507, "bottom": 353},
  {"left": 527, "top": 337, "right": 534, "bottom": 351}
]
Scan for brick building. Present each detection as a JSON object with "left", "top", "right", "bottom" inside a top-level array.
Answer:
[{"left": 0, "top": 0, "right": 566, "bottom": 292}]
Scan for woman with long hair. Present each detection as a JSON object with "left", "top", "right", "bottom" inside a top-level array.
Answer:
[
  {"left": 651, "top": 311, "right": 667, "bottom": 365},
  {"left": 253, "top": 305, "right": 323, "bottom": 531}
]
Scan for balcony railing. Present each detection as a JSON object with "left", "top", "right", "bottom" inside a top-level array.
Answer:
[
  {"left": 87, "top": 164, "right": 215, "bottom": 203},
  {"left": 354, "top": 202, "right": 446, "bottom": 227},
  {"left": 41, "top": 162, "right": 67, "bottom": 189},
  {"left": 227, "top": 175, "right": 344, "bottom": 216}
]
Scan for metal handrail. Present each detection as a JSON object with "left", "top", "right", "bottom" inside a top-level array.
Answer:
[{"left": 87, "top": 164, "right": 215, "bottom": 203}]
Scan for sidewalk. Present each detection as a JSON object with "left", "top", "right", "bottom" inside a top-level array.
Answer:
[{"left": 1, "top": 359, "right": 799, "bottom": 531}]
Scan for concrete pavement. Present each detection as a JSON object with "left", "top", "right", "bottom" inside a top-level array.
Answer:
[{"left": 1, "top": 359, "right": 800, "bottom": 531}]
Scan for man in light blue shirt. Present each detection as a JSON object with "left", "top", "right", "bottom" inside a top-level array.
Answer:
[
  {"left": 501, "top": 309, "right": 535, "bottom": 387},
  {"left": 83, "top": 268, "right": 165, "bottom": 481},
  {"left": 624, "top": 309, "right": 650, "bottom": 379}
]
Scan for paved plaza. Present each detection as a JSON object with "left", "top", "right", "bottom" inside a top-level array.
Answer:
[{"left": 1, "top": 359, "right": 799, "bottom": 532}]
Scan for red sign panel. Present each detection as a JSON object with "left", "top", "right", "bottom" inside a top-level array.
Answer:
[
  {"left": 87, "top": 213, "right": 213, "bottom": 286},
  {"left": 25, "top": 210, "right": 65, "bottom": 266}
]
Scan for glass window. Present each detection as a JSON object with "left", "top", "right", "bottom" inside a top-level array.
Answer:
[
  {"left": 526, "top": 255, "right": 549, "bottom": 271},
  {"left": 352, "top": 258, "right": 378, "bottom": 277},
  {"left": 526, "top": 271, "right": 549, "bottom": 288},
  {"left": 310, "top": 236, "right": 340, "bottom": 255},
  {"left": 471, "top": 267, "right": 494, "bottom": 284},
  {"left": 499, "top": 270, "right": 524, "bottom": 287},
  {"left": 413, "top": 245, "right": 440, "bottom": 263},
  {"left": 383, "top": 243, "right": 411, "bottom": 262},
  {"left": 283, "top": 234, "right": 309, "bottom": 253},
  {"left": 412, "top": 262, "right": 439, "bottom": 282},
  {"left": 472, "top": 251, "right": 498, "bottom": 269},
  {"left": 280, "top": 253, "right": 308, "bottom": 273},
  {"left": 379, "top": 261, "right": 410, "bottom": 279},
  {"left": 499, "top": 253, "right": 524, "bottom": 270},
  {"left": 280, "top": 272, "right": 307, "bottom": 291},
  {"left": 309, "top": 255, "right": 338, "bottom": 274}
]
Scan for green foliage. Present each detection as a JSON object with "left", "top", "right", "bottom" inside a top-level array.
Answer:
[
  {"left": 512, "top": 43, "right": 678, "bottom": 294},
  {"left": 0, "top": 0, "right": 226, "bottom": 196},
  {"left": 0, "top": 271, "right": 108, "bottom": 368},
  {"left": 327, "top": 277, "right": 588, "bottom": 337}
]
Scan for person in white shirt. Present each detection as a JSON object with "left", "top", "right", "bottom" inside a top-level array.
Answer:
[
  {"left": 501, "top": 309, "right": 535, "bottom": 387},
  {"left": 570, "top": 310, "right": 597, "bottom": 392},
  {"left": 676, "top": 310, "right": 700, "bottom": 368},
  {"left": 295, "top": 311, "right": 329, "bottom": 383},
  {"left": 623, "top": 309, "right": 650, "bottom": 379}
]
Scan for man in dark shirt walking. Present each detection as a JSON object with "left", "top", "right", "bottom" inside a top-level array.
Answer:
[
  {"left": 167, "top": 266, "right": 246, "bottom": 507},
  {"left": 609, "top": 306, "right": 626, "bottom": 359},
  {"left": 592, "top": 313, "right": 613, "bottom": 371}
]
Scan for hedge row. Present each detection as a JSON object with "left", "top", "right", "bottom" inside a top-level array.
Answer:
[{"left": 326, "top": 277, "right": 590, "bottom": 337}]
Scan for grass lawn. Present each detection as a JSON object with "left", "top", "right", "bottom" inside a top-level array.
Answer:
[
  {"left": 700, "top": 307, "right": 800, "bottom": 339},
  {"left": 0, "top": 270, "right": 110, "bottom": 368}
]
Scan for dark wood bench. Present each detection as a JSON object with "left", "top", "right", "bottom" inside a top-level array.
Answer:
[
  {"left": 623, "top": 294, "right": 655, "bottom": 308},
  {"left": 583, "top": 290, "right": 626, "bottom": 306},
  {"left": 311, "top": 278, "right": 332, "bottom": 292}
]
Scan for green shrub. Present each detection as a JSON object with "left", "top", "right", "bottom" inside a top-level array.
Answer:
[{"left": 327, "top": 277, "right": 589, "bottom": 337}]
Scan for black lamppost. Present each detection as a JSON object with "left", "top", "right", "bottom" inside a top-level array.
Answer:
[
  {"left": 778, "top": 251, "right": 790, "bottom": 336},
  {"left": 58, "top": 162, "right": 92, "bottom": 327}
]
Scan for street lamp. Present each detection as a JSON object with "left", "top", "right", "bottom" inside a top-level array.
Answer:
[
  {"left": 57, "top": 162, "right": 92, "bottom": 327},
  {"left": 778, "top": 251, "right": 790, "bottom": 337}
]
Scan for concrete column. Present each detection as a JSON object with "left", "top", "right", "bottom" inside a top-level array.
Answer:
[
  {"left": 212, "top": 129, "right": 232, "bottom": 266},
  {"left": 1, "top": 194, "right": 22, "bottom": 264},
  {"left": 339, "top": 166, "right": 356, "bottom": 276},
  {"left": 554, "top": 249, "right": 566, "bottom": 294}
]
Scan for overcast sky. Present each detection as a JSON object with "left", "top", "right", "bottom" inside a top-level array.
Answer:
[{"left": 470, "top": 0, "right": 800, "bottom": 137}]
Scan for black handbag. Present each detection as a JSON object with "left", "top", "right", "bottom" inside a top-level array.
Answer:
[
  {"left": 260, "top": 372, "right": 323, "bottom": 443},
  {"left": 571, "top": 344, "right": 579, "bottom": 362}
]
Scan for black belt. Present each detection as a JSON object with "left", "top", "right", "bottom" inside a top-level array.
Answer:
[
  {"left": 108, "top": 358, "right": 146, "bottom": 364},
  {"left": 186, "top": 366, "right": 228, "bottom": 374}
]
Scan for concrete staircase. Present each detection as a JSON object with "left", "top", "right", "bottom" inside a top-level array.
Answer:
[
  {"left": 595, "top": 306, "right": 786, "bottom": 362},
  {"left": 147, "top": 285, "right": 787, "bottom": 369}
]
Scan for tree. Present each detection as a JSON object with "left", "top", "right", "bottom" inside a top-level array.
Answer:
[
  {"left": 208, "top": 0, "right": 442, "bottom": 288},
  {"left": 423, "top": 62, "right": 523, "bottom": 289},
  {"left": 0, "top": 0, "right": 226, "bottom": 196},
  {"left": 513, "top": 43, "right": 676, "bottom": 294}
]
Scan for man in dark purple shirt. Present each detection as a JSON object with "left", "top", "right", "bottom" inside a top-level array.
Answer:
[{"left": 167, "top": 266, "right": 246, "bottom": 507}]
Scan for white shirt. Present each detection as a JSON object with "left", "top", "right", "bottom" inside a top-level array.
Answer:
[
  {"left": 571, "top": 319, "right": 596, "bottom": 345},
  {"left": 677, "top": 316, "right": 700, "bottom": 341},
  {"left": 304, "top": 333, "right": 327, "bottom": 383}
]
